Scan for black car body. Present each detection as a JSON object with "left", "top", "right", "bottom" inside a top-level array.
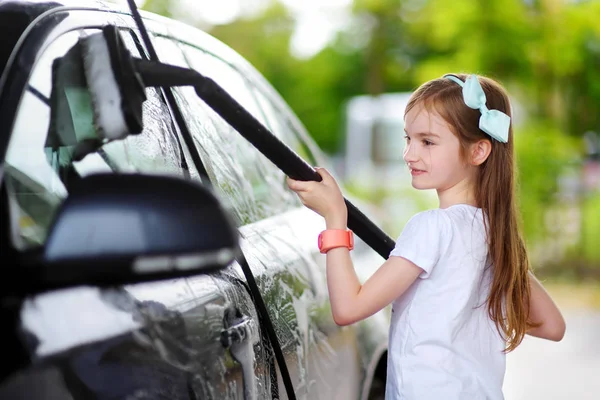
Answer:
[{"left": 0, "top": 1, "right": 390, "bottom": 399}]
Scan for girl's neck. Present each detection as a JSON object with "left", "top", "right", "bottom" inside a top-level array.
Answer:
[{"left": 437, "top": 178, "right": 478, "bottom": 209}]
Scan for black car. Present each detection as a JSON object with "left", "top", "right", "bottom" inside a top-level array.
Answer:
[{"left": 0, "top": 1, "right": 391, "bottom": 399}]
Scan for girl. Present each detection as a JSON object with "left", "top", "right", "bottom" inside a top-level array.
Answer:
[{"left": 287, "top": 73, "right": 566, "bottom": 399}]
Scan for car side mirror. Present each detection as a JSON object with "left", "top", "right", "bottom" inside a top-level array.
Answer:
[{"left": 26, "top": 173, "right": 238, "bottom": 293}]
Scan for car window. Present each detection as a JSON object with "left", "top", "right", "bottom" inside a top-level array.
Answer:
[
  {"left": 95, "top": 31, "right": 190, "bottom": 178},
  {"left": 250, "top": 85, "right": 318, "bottom": 167},
  {"left": 180, "top": 43, "right": 303, "bottom": 220},
  {"left": 149, "top": 35, "right": 256, "bottom": 225},
  {"left": 4, "top": 30, "right": 86, "bottom": 249},
  {"left": 152, "top": 36, "right": 301, "bottom": 225},
  {"left": 3, "top": 29, "right": 192, "bottom": 250}
]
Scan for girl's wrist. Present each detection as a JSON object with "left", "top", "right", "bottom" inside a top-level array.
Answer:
[{"left": 325, "top": 211, "right": 348, "bottom": 230}]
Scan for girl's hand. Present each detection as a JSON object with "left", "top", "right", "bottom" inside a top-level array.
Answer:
[{"left": 286, "top": 167, "right": 348, "bottom": 229}]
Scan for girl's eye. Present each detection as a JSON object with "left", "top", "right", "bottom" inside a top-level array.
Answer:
[
  {"left": 423, "top": 140, "right": 434, "bottom": 146},
  {"left": 404, "top": 135, "right": 411, "bottom": 142}
]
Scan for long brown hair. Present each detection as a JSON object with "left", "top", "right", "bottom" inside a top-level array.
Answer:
[{"left": 405, "top": 73, "right": 537, "bottom": 352}]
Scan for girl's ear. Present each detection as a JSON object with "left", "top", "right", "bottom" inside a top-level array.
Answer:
[{"left": 470, "top": 139, "right": 492, "bottom": 166}]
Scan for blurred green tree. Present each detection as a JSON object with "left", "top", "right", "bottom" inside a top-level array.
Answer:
[{"left": 201, "top": 2, "right": 367, "bottom": 153}]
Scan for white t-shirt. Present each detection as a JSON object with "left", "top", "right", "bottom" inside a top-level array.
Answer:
[{"left": 386, "top": 204, "right": 506, "bottom": 400}]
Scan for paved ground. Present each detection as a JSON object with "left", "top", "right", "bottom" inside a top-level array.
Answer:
[{"left": 503, "top": 309, "right": 600, "bottom": 399}]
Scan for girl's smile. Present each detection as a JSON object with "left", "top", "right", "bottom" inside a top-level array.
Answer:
[{"left": 409, "top": 167, "right": 426, "bottom": 176}]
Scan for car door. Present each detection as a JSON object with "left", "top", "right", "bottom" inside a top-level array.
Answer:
[
  {"left": 149, "top": 29, "right": 365, "bottom": 399},
  {"left": 0, "top": 9, "right": 263, "bottom": 400}
]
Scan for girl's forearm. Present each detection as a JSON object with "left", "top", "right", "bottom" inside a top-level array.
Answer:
[
  {"left": 324, "top": 213, "right": 362, "bottom": 325},
  {"left": 325, "top": 247, "right": 361, "bottom": 325},
  {"left": 526, "top": 271, "right": 566, "bottom": 341}
]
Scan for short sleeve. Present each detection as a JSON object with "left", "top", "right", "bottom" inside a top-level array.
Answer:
[{"left": 389, "top": 210, "right": 451, "bottom": 279}]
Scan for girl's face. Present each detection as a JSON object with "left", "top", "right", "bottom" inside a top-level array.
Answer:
[{"left": 403, "top": 103, "right": 472, "bottom": 192}]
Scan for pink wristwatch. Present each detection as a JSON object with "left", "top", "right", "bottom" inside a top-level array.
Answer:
[{"left": 318, "top": 229, "right": 354, "bottom": 254}]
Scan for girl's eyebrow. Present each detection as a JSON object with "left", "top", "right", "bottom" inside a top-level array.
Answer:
[{"left": 404, "top": 130, "right": 441, "bottom": 139}]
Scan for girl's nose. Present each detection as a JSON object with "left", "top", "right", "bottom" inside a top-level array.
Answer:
[{"left": 403, "top": 143, "right": 418, "bottom": 163}]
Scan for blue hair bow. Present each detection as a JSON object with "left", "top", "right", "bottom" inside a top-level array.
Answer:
[{"left": 443, "top": 74, "right": 510, "bottom": 143}]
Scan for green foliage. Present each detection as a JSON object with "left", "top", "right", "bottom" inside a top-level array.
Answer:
[
  {"left": 582, "top": 194, "right": 600, "bottom": 263},
  {"left": 514, "top": 122, "right": 580, "bottom": 242},
  {"left": 204, "top": 3, "right": 366, "bottom": 153}
]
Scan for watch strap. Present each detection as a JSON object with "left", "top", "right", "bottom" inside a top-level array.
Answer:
[{"left": 318, "top": 229, "right": 354, "bottom": 254}]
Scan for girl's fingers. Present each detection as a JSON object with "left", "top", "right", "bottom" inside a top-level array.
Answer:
[
  {"left": 288, "top": 168, "right": 336, "bottom": 192},
  {"left": 286, "top": 177, "right": 310, "bottom": 192},
  {"left": 315, "top": 167, "right": 333, "bottom": 184}
]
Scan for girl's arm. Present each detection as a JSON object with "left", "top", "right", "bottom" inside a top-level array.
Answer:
[
  {"left": 286, "top": 168, "right": 422, "bottom": 325},
  {"left": 526, "top": 271, "right": 566, "bottom": 341},
  {"left": 323, "top": 215, "right": 422, "bottom": 326}
]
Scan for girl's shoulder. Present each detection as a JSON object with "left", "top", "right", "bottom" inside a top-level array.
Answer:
[
  {"left": 391, "top": 208, "right": 455, "bottom": 275},
  {"left": 404, "top": 204, "right": 484, "bottom": 238},
  {"left": 407, "top": 207, "right": 454, "bottom": 225},
  {"left": 403, "top": 208, "right": 453, "bottom": 237},
  {"left": 410, "top": 204, "right": 483, "bottom": 225}
]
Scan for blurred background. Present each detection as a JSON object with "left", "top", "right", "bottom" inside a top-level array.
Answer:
[{"left": 134, "top": 0, "right": 600, "bottom": 397}]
